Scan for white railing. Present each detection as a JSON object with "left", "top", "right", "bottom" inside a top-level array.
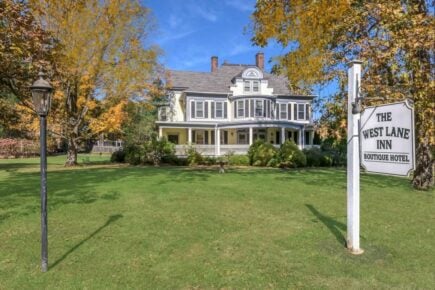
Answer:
[
  {"left": 174, "top": 143, "right": 319, "bottom": 156},
  {"left": 220, "top": 144, "right": 250, "bottom": 155}
]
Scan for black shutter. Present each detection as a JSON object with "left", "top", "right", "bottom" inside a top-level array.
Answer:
[
  {"left": 224, "top": 102, "right": 227, "bottom": 118},
  {"left": 276, "top": 105, "right": 280, "bottom": 120},
  {"left": 288, "top": 103, "right": 291, "bottom": 120},
  {"left": 211, "top": 130, "right": 215, "bottom": 144},
  {"left": 211, "top": 102, "right": 215, "bottom": 118},
  {"left": 234, "top": 101, "right": 237, "bottom": 118},
  {"left": 306, "top": 104, "right": 310, "bottom": 120},
  {"left": 205, "top": 101, "right": 209, "bottom": 118},
  {"left": 250, "top": 99, "right": 254, "bottom": 117},
  {"left": 224, "top": 131, "right": 228, "bottom": 144},
  {"left": 245, "top": 100, "right": 249, "bottom": 118},
  {"left": 205, "top": 130, "right": 209, "bottom": 144},
  {"left": 293, "top": 104, "right": 297, "bottom": 120},
  {"left": 191, "top": 101, "right": 195, "bottom": 119},
  {"left": 263, "top": 100, "right": 267, "bottom": 117},
  {"left": 294, "top": 131, "right": 298, "bottom": 144},
  {"left": 192, "top": 130, "right": 196, "bottom": 143},
  {"left": 266, "top": 101, "right": 269, "bottom": 118}
]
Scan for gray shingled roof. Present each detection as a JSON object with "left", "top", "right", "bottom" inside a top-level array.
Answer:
[{"left": 167, "top": 64, "right": 293, "bottom": 95}]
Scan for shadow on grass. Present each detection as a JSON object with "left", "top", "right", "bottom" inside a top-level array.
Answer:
[
  {"left": 305, "top": 204, "right": 346, "bottom": 246},
  {"left": 50, "top": 214, "right": 123, "bottom": 270}
]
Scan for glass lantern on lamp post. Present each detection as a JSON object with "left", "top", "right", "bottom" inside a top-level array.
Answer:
[{"left": 31, "top": 71, "right": 53, "bottom": 272}]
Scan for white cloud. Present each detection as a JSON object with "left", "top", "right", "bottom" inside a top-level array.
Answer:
[
  {"left": 188, "top": 4, "right": 218, "bottom": 22},
  {"left": 158, "top": 29, "right": 197, "bottom": 44}
]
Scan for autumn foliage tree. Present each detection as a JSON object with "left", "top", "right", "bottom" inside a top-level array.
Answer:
[
  {"left": 30, "top": 0, "right": 159, "bottom": 166},
  {"left": 252, "top": 0, "right": 434, "bottom": 189},
  {"left": 0, "top": 0, "right": 55, "bottom": 137}
]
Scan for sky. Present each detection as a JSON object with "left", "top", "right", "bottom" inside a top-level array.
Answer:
[
  {"left": 144, "top": 0, "right": 286, "bottom": 72},
  {"left": 143, "top": 0, "right": 338, "bottom": 104}
]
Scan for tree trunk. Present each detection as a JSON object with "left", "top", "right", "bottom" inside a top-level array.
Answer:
[
  {"left": 412, "top": 113, "right": 433, "bottom": 190},
  {"left": 65, "top": 137, "right": 78, "bottom": 167}
]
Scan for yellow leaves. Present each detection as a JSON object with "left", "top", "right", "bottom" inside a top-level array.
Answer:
[{"left": 89, "top": 101, "right": 127, "bottom": 134}]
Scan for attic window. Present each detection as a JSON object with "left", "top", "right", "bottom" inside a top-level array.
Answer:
[{"left": 242, "top": 67, "right": 263, "bottom": 79}]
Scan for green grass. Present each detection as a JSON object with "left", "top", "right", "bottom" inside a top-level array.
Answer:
[{"left": 0, "top": 155, "right": 434, "bottom": 289}]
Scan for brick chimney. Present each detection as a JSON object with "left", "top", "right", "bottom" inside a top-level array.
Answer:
[
  {"left": 255, "top": 52, "right": 264, "bottom": 70},
  {"left": 211, "top": 56, "right": 218, "bottom": 72}
]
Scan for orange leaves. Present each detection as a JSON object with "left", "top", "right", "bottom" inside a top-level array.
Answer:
[{"left": 89, "top": 101, "right": 127, "bottom": 134}]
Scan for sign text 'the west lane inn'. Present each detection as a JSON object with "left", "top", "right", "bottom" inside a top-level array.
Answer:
[{"left": 360, "top": 100, "right": 415, "bottom": 176}]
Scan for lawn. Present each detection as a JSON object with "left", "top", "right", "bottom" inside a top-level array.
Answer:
[{"left": 0, "top": 155, "right": 434, "bottom": 289}]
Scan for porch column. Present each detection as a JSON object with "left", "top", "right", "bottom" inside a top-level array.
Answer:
[
  {"left": 309, "top": 131, "right": 314, "bottom": 146},
  {"left": 281, "top": 127, "right": 286, "bottom": 144},
  {"left": 216, "top": 128, "right": 221, "bottom": 156},
  {"left": 298, "top": 128, "right": 303, "bottom": 149},
  {"left": 188, "top": 128, "right": 192, "bottom": 144},
  {"left": 249, "top": 127, "right": 253, "bottom": 145},
  {"left": 158, "top": 127, "right": 163, "bottom": 139}
]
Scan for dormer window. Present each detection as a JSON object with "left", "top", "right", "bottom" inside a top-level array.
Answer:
[{"left": 243, "top": 80, "right": 260, "bottom": 93}]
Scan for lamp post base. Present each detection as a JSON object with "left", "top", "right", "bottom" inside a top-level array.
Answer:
[
  {"left": 348, "top": 247, "right": 364, "bottom": 255},
  {"left": 41, "top": 261, "right": 48, "bottom": 272}
]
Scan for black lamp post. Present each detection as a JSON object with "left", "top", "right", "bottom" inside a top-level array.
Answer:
[{"left": 31, "top": 72, "right": 53, "bottom": 272}]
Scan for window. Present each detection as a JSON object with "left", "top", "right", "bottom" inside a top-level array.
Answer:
[
  {"left": 159, "top": 107, "right": 168, "bottom": 121},
  {"left": 237, "top": 129, "right": 248, "bottom": 144},
  {"left": 243, "top": 80, "right": 261, "bottom": 93},
  {"left": 237, "top": 100, "right": 244, "bottom": 118},
  {"left": 255, "top": 100, "right": 263, "bottom": 117},
  {"left": 280, "top": 103, "right": 287, "bottom": 119},
  {"left": 215, "top": 102, "right": 223, "bottom": 118},
  {"left": 196, "top": 101, "right": 204, "bottom": 118},
  {"left": 305, "top": 104, "right": 311, "bottom": 120},
  {"left": 195, "top": 130, "right": 206, "bottom": 144},
  {"left": 253, "top": 129, "right": 266, "bottom": 141},
  {"left": 298, "top": 104, "right": 305, "bottom": 120},
  {"left": 253, "top": 81, "right": 259, "bottom": 92},
  {"left": 167, "top": 134, "right": 179, "bottom": 144},
  {"left": 305, "top": 131, "right": 311, "bottom": 145},
  {"left": 244, "top": 81, "right": 251, "bottom": 92}
]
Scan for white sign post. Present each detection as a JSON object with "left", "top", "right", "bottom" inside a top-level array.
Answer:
[
  {"left": 347, "top": 61, "right": 363, "bottom": 255},
  {"left": 360, "top": 101, "right": 415, "bottom": 176}
]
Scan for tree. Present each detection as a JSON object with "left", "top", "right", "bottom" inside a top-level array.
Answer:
[
  {"left": 30, "top": 0, "right": 160, "bottom": 166},
  {"left": 252, "top": 0, "right": 434, "bottom": 189},
  {"left": 0, "top": 0, "right": 55, "bottom": 137}
]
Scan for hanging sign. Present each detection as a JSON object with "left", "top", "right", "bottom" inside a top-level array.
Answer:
[{"left": 360, "top": 100, "right": 415, "bottom": 176}]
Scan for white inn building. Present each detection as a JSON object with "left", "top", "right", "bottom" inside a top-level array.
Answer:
[{"left": 157, "top": 53, "right": 317, "bottom": 156}]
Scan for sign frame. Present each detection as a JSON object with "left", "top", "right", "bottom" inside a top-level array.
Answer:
[{"left": 359, "top": 99, "right": 415, "bottom": 177}]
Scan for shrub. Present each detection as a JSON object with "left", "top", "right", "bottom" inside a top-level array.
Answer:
[
  {"left": 303, "top": 147, "right": 322, "bottom": 167},
  {"left": 228, "top": 154, "right": 249, "bottom": 166},
  {"left": 124, "top": 143, "right": 142, "bottom": 165},
  {"left": 277, "top": 140, "right": 306, "bottom": 168},
  {"left": 143, "top": 136, "right": 175, "bottom": 166},
  {"left": 186, "top": 146, "right": 203, "bottom": 166},
  {"left": 249, "top": 140, "right": 278, "bottom": 166},
  {"left": 110, "top": 149, "right": 126, "bottom": 163},
  {"left": 202, "top": 156, "right": 217, "bottom": 166}
]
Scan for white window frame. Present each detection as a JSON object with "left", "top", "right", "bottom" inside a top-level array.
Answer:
[
  {"left": 252, "top": 81, "right": 260, "bottom": 92},
  {"left": 237, "top": 100, "right": 244, "bottom": 118},
  {"left": 243, "top": 81, "right": 251, "bottom": 92},
  {"left": 280, "top": 103, "right": 287, "bottom": 119},
  {"left": 196, "top": 101, "right": 204, "bottom": 118},
  {"left": 298, "top": 103, "right": 305, "bottom": 120},
  {"left": 215, "top": 101, "right": 223, "bottom": 118},
  {"left": 255, "top": 99, "right": 263, "bottom": 117}
]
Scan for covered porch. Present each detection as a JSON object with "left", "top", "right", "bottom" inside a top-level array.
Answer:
[{"left": 158, "top": 123, "right": 317, "bottom": 156}]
